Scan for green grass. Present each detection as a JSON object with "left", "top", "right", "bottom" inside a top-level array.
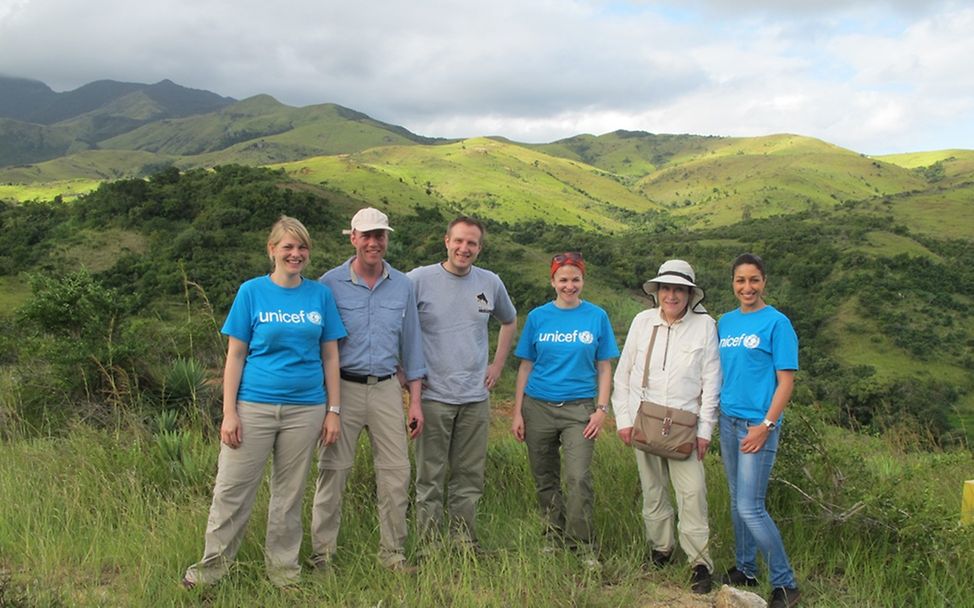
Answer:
[
  {"left": 0, "top": 275, "right": 31, "bottom": 309},
  {"left": 1, "top": 407, "right": 972, "bottom": 607},
  {"left": 887, "top": 184, "right": 974, "bottom": 240},
  {"left": 49, "top": 227, "right": 149, "bottom": 273},
  {"left": 874, "top": 149, "right": 974, "bottom": 170},
  {"left": 850, "top": 231, "right": 941, "bottom": 260},
  {"left": 0, "top": 178, "right": 102, "bottom": 203},
  {"left": 828, "top": 299, "right": 970, "bottom": 385}
]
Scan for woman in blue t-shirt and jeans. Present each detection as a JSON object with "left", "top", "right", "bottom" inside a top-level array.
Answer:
[
  {"left": 183, "top": 216, "right": 346, "bottom": 589},
  {"left": 717, "top": 253, "right": 801, "bottom": 608},
  {"left": 511, "top": 252, "right": 619, "bottom": 566}
]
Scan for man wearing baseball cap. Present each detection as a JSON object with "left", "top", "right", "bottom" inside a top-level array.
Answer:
[{"left": 311, "top": 207, "right": 426, "bottom": 572}]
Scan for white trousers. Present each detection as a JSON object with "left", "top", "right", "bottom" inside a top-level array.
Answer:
[{"left": 634, "top": 447, "right": 713, "bottom": 571}]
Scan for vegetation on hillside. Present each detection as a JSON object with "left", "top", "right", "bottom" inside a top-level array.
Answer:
[
  {"left": 1, "top": 162, "right": 972, "bottom": 606},
  {"left": 2, "top": 165, "right": 971, "bottom": 437}
]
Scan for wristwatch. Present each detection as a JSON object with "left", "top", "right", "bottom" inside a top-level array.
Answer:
[
  {"left": 596, "top": 404, "right": 609, "bottom": 414},
  {"left": 328, "top": 405, "right": 341, "bottom": 415},
  {"left": 762, "top": 418, "right": 776, "bottom": 429}
]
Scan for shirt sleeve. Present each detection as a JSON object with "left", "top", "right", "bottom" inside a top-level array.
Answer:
[
  {"left": 771, "top": 314, "right": 799, "bottom": 371},
  {"left": 514, "top": 311, "right": 537, "bottom": 361},
  {"left": 491, "top": 275, "right": 517, "bottom": 323},
  {"left": 611, "top": 315, "right": 640, "bottom": 429},
  {"left": 399, "top": 280, "right": 427, "bottom": 380},
  {"left": 221, "top": 281, "right": 253, "bottom": 344},
  {"left": 320, "top": 284, "right": 347, "bottom": 343},
  {"left": 696, "top": 316, "right": 722, "bottom": 441},
  {"left": 595, "top": 308, "right": 620, "bottom": 360}
]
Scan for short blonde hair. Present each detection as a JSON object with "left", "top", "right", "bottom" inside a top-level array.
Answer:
[{"left": 267, "top": 215, "right": 312, "bottom": 261}]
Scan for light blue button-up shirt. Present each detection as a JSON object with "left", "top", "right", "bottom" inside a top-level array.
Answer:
[{"left": 320, "top": 257, "right": 426, "bottom": 381}]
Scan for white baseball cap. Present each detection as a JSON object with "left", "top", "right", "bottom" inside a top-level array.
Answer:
[{"left": 342, "top": 207, "right": 394, "bottom": 235}]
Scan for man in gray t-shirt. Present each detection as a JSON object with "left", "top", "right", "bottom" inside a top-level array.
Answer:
[{"left": 407, "top": 216, "right": 517, "bottom": 547}]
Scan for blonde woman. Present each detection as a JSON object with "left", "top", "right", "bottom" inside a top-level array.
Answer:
[{"left": 183, "top": 216, "right": 346, "bottom": 588}]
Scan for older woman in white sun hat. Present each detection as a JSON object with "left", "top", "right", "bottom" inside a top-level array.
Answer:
[{"left": 611, "top": 259, "right": 721, "bottom": 594}]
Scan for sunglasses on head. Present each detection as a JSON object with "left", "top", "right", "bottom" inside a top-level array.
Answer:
[{"left": 551, "top": 251, "right": 583, "bottom": 264}]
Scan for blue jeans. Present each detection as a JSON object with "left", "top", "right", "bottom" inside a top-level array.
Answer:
[{"left": 719, "top": 414, "right": 797, "bottom": 589}]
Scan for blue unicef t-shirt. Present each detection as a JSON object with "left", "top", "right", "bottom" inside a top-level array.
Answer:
[
  {"left": 718, "top": 305, "right": 798, "bottom": 422},
  {"left": 515, "top": 301, "right": 620, "bottom": 402},
  {"left": 222, "top": 275, "right": 347, "bottom": 405}
]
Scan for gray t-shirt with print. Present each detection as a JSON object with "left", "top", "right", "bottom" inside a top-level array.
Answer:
[{"left": 407, "top": 263, "right": 516, "bottom": 404}]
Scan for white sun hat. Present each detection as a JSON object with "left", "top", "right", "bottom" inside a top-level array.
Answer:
[{"left": 642, "top": 259, "right": 706, "bottom": 313}]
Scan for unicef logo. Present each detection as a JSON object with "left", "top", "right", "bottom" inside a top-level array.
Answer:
[
  {"left": 307, "top": 311, "right": 322, "bottom": 325},
  {"left": 743, "top": 334, "right": 761, "bottom": 349},
  {"left": 579, "top": 331, "right": 594, "bottom": 344}
]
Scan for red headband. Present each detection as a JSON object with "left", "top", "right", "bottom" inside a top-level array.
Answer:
[{"left": 550, "top": 251, "right": 585, "bottom": 277}]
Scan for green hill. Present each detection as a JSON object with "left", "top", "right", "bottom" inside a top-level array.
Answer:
[
  {"left": 537, "top": 132, "right": 929, "bottom": 227},
  {"left": 274, "top": 137, "right": 665, "bottom": 230},
  {"left": 99, "top": 95, "right": 446, "bottom": 158},
  {"left": 0, "top": 77, "right": 236, "bottom": 166}
]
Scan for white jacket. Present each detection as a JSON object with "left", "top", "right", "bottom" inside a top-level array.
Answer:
[{"left": 611, "top": 308, "right": 721, "bottom": 440}]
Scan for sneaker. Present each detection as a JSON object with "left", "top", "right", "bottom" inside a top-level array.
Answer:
[
  {"left": 649, "top": 549, "right": 672, "bottom": 568},
  {"left": 180, "top": 577, "right": 196, "bottom": 590},
  {"left": 769, "top": 586, "right": 801, "bottom": 608},
  {"left": 306, "top": 553, "right": 331, "bottom": 572},
  {"left": 720, "top": 566, "right": 758, "bottom": 587},
  {"left": 690, "top": 565, "right": 712, "bottom": 594}
]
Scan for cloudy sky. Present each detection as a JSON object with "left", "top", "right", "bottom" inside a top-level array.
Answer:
[{"left": 1, "top": 0, "right": 971, "bottom": 154}]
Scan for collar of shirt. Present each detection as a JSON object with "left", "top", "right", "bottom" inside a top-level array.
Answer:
[{"left": 345, "top": 257, "right": 391, "bottom": 287}]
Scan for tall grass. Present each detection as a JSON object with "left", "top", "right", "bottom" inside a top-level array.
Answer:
[{"left": 1, "top": 407, "right": 972, "bottom": 607}]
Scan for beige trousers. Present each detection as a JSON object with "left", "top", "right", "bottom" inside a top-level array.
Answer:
[
  {"left": 184, "top": 401, "right": 325, "bottom": 586},
  {"left": 635, "top": 447, "right": 714, "bottom": 571},
  {"left": 311, "top": 378, "right": 410, "bottom": 567}
]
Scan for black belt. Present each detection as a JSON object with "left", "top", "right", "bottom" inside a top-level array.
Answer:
[{"left": 340, "top": 371, "right": 394, "bottom": 385}]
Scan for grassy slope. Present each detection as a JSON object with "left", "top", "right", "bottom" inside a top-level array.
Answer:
[
  {"left": 533, "top": 132, "right": 935, "bottom": 227},
  {"left": 532, "top": 131, "right": 723, "bottom": 179},
  {"left": 637, "top": 135, "right": 927, "bottom": 226},
  {"left": 0, "top": 178, "right": 103, "bottom": 203},
  {"left": 275, "top": 137, "right": 664, "bottom": 230}
]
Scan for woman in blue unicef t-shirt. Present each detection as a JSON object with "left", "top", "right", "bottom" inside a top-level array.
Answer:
[
  {"left": 717, "top": 253, "right": 801, "bottom": 608},
  {"left": 183, "top": 216, "right": 346, "bottom": 589},
  {"left": 511, "top": 252, "right": 619, "bottom": 567}
]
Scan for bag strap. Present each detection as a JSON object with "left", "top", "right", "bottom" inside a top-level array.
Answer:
[{"left": 640, "top": 324, "right": 660, "bottom": 391}]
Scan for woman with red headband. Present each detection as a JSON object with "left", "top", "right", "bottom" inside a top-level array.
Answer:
[{"left": 511, "top": 252, "right": 619, "bottom": 568}]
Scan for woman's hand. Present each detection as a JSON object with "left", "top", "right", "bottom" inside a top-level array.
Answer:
[
  {"left": 221, "top": 410, "right": 242, "bottom": 448},
  {"left": 583, "top": 409, "right": 606, "bottom": 440},
  {"left": 511, "top": 412, "right": 525, "bottom": 442},
  {"left": 321, "top": 412, "right": 340, "bottom": 445},
  {"left": 740, "top": 425, "right": 769, "bottom": 453},
  {"left": 617, "top": 426, "right": 633, "bottom": 446},
  {"left": 696, "top": 437, "right": 710, "bottom": 460}
]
